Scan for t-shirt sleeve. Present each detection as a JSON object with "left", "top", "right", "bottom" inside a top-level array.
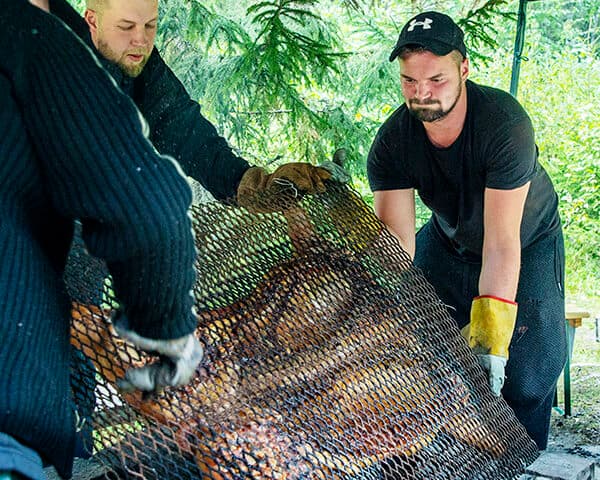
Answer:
[
  {"left": 367, "top": 124, "right": 413, "bottom": 192},
  {"left": 484, "top": 114, "right": 537, "bottom": 190}
]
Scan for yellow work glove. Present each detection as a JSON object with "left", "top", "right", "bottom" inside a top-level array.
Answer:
[
  {"left": 461, "top": 295, "right": 518, "bottom": 396},
  {"left": 237, "top": 163, "right": 331, "bottom": 212}
]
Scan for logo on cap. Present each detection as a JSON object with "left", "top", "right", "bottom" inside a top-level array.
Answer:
[{"left": 407, "top": 18, "right": 433, "bottom": 32}]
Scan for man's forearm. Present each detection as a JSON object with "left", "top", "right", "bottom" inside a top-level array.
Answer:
[
  {"left": 385, "top": 226, "right": 416, "bottom": 259},
  {"left": 373, "top": 189, "right": 416, "bottom": 259},
  {"left": 478, "top": 246, "right": 521, "bottom": 301},
  {"left": 479, "top": 184, "right": 529, "bottom": 301}
]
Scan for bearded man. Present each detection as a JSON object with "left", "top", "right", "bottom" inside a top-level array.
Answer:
[
  {"left": 48, "top": 0, "right": 330, "bottom": 203},
  {"left": 367, "top": 11, "right": 566, "bottom": 451},
  {"left": 85, "top": 0, "right": 155, "bottom": 77}
]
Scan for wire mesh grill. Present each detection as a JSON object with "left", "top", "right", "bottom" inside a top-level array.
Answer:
[{"left": 66, "top": 183, "right": 538, "bottom": 479}]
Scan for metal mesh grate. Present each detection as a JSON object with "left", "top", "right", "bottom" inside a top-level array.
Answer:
[{"left": 66, "top": 183, "right": 538, "bottom": 479}]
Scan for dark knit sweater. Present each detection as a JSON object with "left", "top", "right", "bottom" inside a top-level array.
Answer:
[
  {"left": 1, "top": 1, "right": 197, "bottom": 476},
  {"left": 49, "top": 0, "right": 252, "bottom": 202}
]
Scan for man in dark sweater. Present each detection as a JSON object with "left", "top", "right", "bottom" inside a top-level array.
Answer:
[
  {"left": 1, "top": 2, "right": 331, "bottom": 478},
  {"left": 47, "top": 0, "right": 330, "bottom": 204},
  {"left": 50, "top": 0, "right": 331, "bottom": 458},
  {"left": 0, "top": 0, "right": 205, "bottom": 477},
  {"left": 367, "top": 11, "right": 566, "bottom": 450}
]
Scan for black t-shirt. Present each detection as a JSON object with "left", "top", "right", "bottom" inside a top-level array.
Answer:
[{"left": 367, "top": 80, "right": 560, "bottom": 257}]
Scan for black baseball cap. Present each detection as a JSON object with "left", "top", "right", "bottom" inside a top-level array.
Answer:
[{"left": 389, "top": 11, "right": 467, "bottom": 62}]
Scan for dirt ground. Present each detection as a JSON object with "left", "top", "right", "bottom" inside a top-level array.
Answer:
[{"left": 547, "top": 317, "right": 600, "bottom": 452}]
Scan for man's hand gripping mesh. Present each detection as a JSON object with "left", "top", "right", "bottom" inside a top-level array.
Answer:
[{"left": 113, "top": 315, "right": 203, "bottom": 394}]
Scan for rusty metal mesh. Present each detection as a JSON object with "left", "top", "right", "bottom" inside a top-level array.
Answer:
[{"left": 66, "top": 183, "right": 538, "bottom": 479}]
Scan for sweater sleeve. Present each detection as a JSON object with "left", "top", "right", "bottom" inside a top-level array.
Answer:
[
  {"left": 21, "top": 10, "right": 197, "bottom": 340},
  {"left": 48, "top": 0, "right": 89, "bottom": 39},
  {"left": 135, "top": 49, "right": 251, "bottom": 201}
]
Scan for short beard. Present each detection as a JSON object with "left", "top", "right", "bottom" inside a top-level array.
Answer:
[
  {"left": 97, "top": 39, "right": 149, "bottom": 78},
  {"left": 408, "top": 81, "right": 462, "bottom": 123}
]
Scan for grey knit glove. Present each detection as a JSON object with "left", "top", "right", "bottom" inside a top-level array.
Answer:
[
  {"left": 113, "top": 320, "right": 203, "bottom": 393},
  {"left": 475, "top": 354, "right": 507, "bottom": 396},
  {"left": 319, "top": 148, "right": 351, "bottom": 184},
  {"left": 318, "top": 160, "right": 351, "bottom": 184}
]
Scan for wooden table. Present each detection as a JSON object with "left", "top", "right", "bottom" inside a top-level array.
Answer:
[{"left": 554, "top": 310, "right": 591, "bottom": 416}]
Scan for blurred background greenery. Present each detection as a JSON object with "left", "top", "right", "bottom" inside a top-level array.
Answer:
[{"left": 67, "top": 0, "right": 600, "bottom": 304}]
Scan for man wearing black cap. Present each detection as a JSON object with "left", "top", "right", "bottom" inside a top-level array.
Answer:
[{"left": 368, "top": 11, "right": 566, "bottom": 450}]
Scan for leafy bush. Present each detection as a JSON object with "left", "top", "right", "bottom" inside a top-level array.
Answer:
[{"left": 474, "top": 46, "right": 600, "bottom": 299}]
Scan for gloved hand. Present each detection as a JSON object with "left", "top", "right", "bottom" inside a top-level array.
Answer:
[
  {"left": 237, "top": 163, "right": 331, "bottom": 211},
  {"left": 318, "top": 148, "right": 352, "bottom": 184},
  {"left": 474, "top": 354, "right": 507, "bottom": 396},
  {"left": 461, "top": 295, "right": 517, "bottom": 396},
  {"left": 318, "top": 160, "right": 351, "bottom": 184},
  {"left": 113, "top": 317, "right": 204, "bottom": 393}
]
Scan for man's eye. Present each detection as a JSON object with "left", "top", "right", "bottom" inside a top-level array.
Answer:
[
  {"left": 146, "top": 24, "right": 157, "bottom": 29},
  {"left": 118, "top": 25, "right": 134, "bottom": 31}
]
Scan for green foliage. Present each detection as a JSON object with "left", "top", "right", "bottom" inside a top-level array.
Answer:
[
  {"left": 474, "top": 45, "right": 600, "bottom": 299},
  {"left": 529, "top": 57, "right": 599, "bottom": 298},
  {"left": 457, "top": 0, "right": 516, "bottom": 64},
  {"left": 525, "top": 0, "right": 600, "bottom": 56},
  {"left": 67, "top": 0, "right": 85, "bottom": 12}
]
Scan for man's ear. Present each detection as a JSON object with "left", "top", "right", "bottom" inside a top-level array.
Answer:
[
  {"left": 84, "top": 9, "right": 99, "bottom": 34},
  {"left": 461, "top": 58, "right": 470, "bottom": 81}
]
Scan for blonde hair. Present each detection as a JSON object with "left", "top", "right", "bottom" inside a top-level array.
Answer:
[{"left": 86, "top": 0, "right": 108, "bottom": 11}]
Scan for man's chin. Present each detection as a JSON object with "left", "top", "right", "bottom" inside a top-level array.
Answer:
[
  {"left": 409, "top": 108, "right": 447, "bottom": 123},
  {"left": 118, "top": 59, "right": 148, "bottom": 78}
]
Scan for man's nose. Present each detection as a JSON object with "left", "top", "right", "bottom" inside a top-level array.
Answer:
[
  {"left": 414, "top": 83, "right": 432, "bottom": 101},
  {"left": 131, "top": 27, "right": 148, "bottom": 46}
]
